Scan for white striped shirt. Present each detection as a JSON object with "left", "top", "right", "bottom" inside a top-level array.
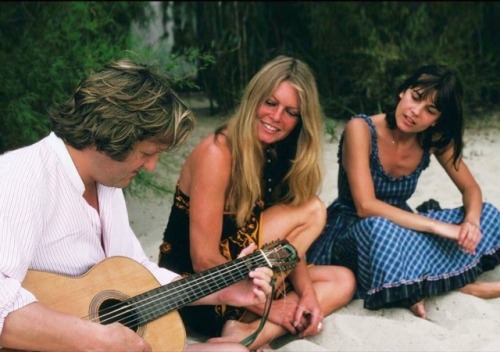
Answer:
[{"left": 0, "top": 132, "right": 177, "bottom": 333}]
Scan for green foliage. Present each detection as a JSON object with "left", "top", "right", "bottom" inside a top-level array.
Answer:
[
  {"left": 125, "top": 169, "right": 172, "bottom": 198},
  {"left": 0, "top": 1, "right": 150, "bottom": 153},
  {"left": 324, "top": 120, "right": 337, "bottom": 144},
  {"left": 171, "top": 1, "right": 310, "bottom": 114},
  {"left": 303, "top": 1, "right": 499, "bottom": 119},
  {"left": 2, "top": 1, "right": 498, "bottom": 197},
  {"left": 172, "top": 2, "right": 498, "bottom": 121},
  {"left": 0, "top": 2, "right": 216, "bottom": 197}
]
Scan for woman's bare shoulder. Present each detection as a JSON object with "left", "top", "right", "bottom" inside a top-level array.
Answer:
[
  {"left": 179, "top": 131, "right": 232, "bottom": 192},
  {"left": 345, "top": 114, "right": 376, "bottom": 135},
  {"left": 185, "top": 131, "right": 232, "bottom": 172},
  {"left": 196, "top": 131, "right": 230, "bottom": 156}
]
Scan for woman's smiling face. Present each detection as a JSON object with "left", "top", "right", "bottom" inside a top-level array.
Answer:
[{"left": 256, "top": 81, "right": 301, "bottom": 145}]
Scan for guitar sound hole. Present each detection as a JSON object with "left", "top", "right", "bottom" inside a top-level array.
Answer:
[{"left": 98, "top": 299, "right": 140, "bottom": 332}]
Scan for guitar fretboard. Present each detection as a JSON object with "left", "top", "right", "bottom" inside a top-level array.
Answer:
[{"left": 126, "top": 250, "right": 268, "bottom": 326}]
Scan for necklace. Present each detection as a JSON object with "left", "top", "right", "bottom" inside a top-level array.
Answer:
[{"left": 390, "top": 129, "right": 398, "bottom": 144}]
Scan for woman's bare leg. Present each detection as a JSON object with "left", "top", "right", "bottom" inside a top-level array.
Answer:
[
  {"left": 307, "top": 265, "right": 356, "bottom": 316},
  {"left": 260, "top": 195, "right": 326, "bottom": 256},
  {"left": 185, "top": 341, "right": 249, "bottom": 352},
  {"left": 459, "top": 281, "right": 500, "bottom": 298},
  {"left": 213, "top": 265, "right": 356, "bottom": 351},
  {"left": 408, "top": 281, "right": 500, "bottom": 319}
]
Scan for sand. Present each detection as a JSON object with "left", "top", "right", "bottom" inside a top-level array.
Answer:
[{"left": 127, "top": 96, "right": 500, "bottom": 351}]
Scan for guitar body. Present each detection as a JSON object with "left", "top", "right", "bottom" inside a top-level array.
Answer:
[
  {"left": 5, "top": 240, "right": 298, "bottom": 351},
  {"left": 22, "top": 256, "right": 185, "bottom": 351}
]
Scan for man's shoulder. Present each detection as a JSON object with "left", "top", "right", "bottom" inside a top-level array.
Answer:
[{"left": 0, "top": 136, "right": 57, "bottom": 187}]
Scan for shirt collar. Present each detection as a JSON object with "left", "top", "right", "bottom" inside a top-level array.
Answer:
[{"left": 46, "top": 132, "right": 85, "bottom": 195}]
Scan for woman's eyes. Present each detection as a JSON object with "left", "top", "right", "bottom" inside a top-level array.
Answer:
[
  {"left": 286, "top": 109, "right": 301, "bottom": 118},
  {"left": 265, "top": 99, "right": 300, "bottom": 117},
  {"left": 411, "top": 91, "right": 422, "bottom": 101},
  {"left": 427, "top": 107, "right": 439, "bottom": 115},
  {"left": 411, "top": 91, "right": 439, "bottom": 115}
]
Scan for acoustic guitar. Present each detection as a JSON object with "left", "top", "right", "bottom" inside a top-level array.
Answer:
[{"left": 10, "top": 240, "right": 298, "bottom": 351}]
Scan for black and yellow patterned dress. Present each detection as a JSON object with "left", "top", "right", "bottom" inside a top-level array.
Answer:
[{"left": 158, "top": 144, "right": 293, "bottom": 337}]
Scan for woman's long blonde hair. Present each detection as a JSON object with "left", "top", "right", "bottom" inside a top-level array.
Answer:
[{"left": 224, "top": 55, "right": 324, "bottom": 226}]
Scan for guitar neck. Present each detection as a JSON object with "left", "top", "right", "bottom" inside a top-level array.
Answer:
[
  {"left": 127, "top": 250, "right": 269, "bottom": 325},
  {"left": 17, "top": 240, "right": 296, "bottom": 351}
]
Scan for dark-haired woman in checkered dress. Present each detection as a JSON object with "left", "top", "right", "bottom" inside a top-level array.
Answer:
[{"left": 307, "top": 64, "right": 500, "bottom": 319}]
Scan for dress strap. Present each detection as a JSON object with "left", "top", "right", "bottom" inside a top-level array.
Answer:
[
  {"left": 355, "top": 114, "right": 431, "bottom": 181},
  {"left": 338, "top": 114, "right": 379, "bottom": 165}
]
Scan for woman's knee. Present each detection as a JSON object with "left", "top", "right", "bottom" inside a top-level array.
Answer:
[
  {"left": 311, "top": 265, "right": 357, "bottom": 298},
  {"left": 338, "top": 266, "right": 357, "bottom": 299},
  {"left": 311, "top": 265, "right": 356, "bottom": 311},
  {"left": 329, "top": 266, "right": 356, "bottom": 298},
  {"left": 304, "top": 195, "right": 327, "bottom": 228},
  {"left": 260, "top": 196, "right": 326, "bottom": 250}
]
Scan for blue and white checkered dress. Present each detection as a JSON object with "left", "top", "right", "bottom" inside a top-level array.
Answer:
[{"left": 307, "top": 114, "right": 500, "bottom": 309}]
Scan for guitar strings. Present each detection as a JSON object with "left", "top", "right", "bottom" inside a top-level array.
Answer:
[
  {"left": 84, "top": 243, "right": 321, "bottom": 348},
  {"left": 87, "top": 245, "right": 293, "bottom": 329},
  {"left": 88, "top": 256, "right": 267, "bottom": 327}
]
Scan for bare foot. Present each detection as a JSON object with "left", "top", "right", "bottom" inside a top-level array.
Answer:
[
  {"left": 255, "top": 343, "right": 273, "bottom": 352},
  {"left": 186, "top": 341, "right": 249, "bottom": 352},
  {"left": 206, "top": 336, "right": 273, "bottom": 351},
  {"left": 460, "top": 281, "right": 500, "bottom": 299},
  {"left": 209, "top": 320, "right": 275, "bottom": 351},
  {"left": 410, "top": 300, "right": 427, "bottom": 319},
  {"left": 223, "top": 319, "right": 256, "bottom": 340},
  {"left": 206, "top": 320, "right": 255, "bottom": 344}
]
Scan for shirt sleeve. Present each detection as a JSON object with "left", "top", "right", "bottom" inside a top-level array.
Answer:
[
  {"left": 0, "top": 156, "right": 43, "bottom": 334},
  {"left": 0, "top": 275, "right": 37, "bottom": 334}
]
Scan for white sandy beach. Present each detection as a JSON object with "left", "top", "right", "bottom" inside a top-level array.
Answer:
[{"left": 127, "top": 95, "right": 500, "bottom": 351}]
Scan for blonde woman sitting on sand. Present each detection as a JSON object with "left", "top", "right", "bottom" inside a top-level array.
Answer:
[{"left": 158, "top": 55, "right": 356, "bottom": 350}]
